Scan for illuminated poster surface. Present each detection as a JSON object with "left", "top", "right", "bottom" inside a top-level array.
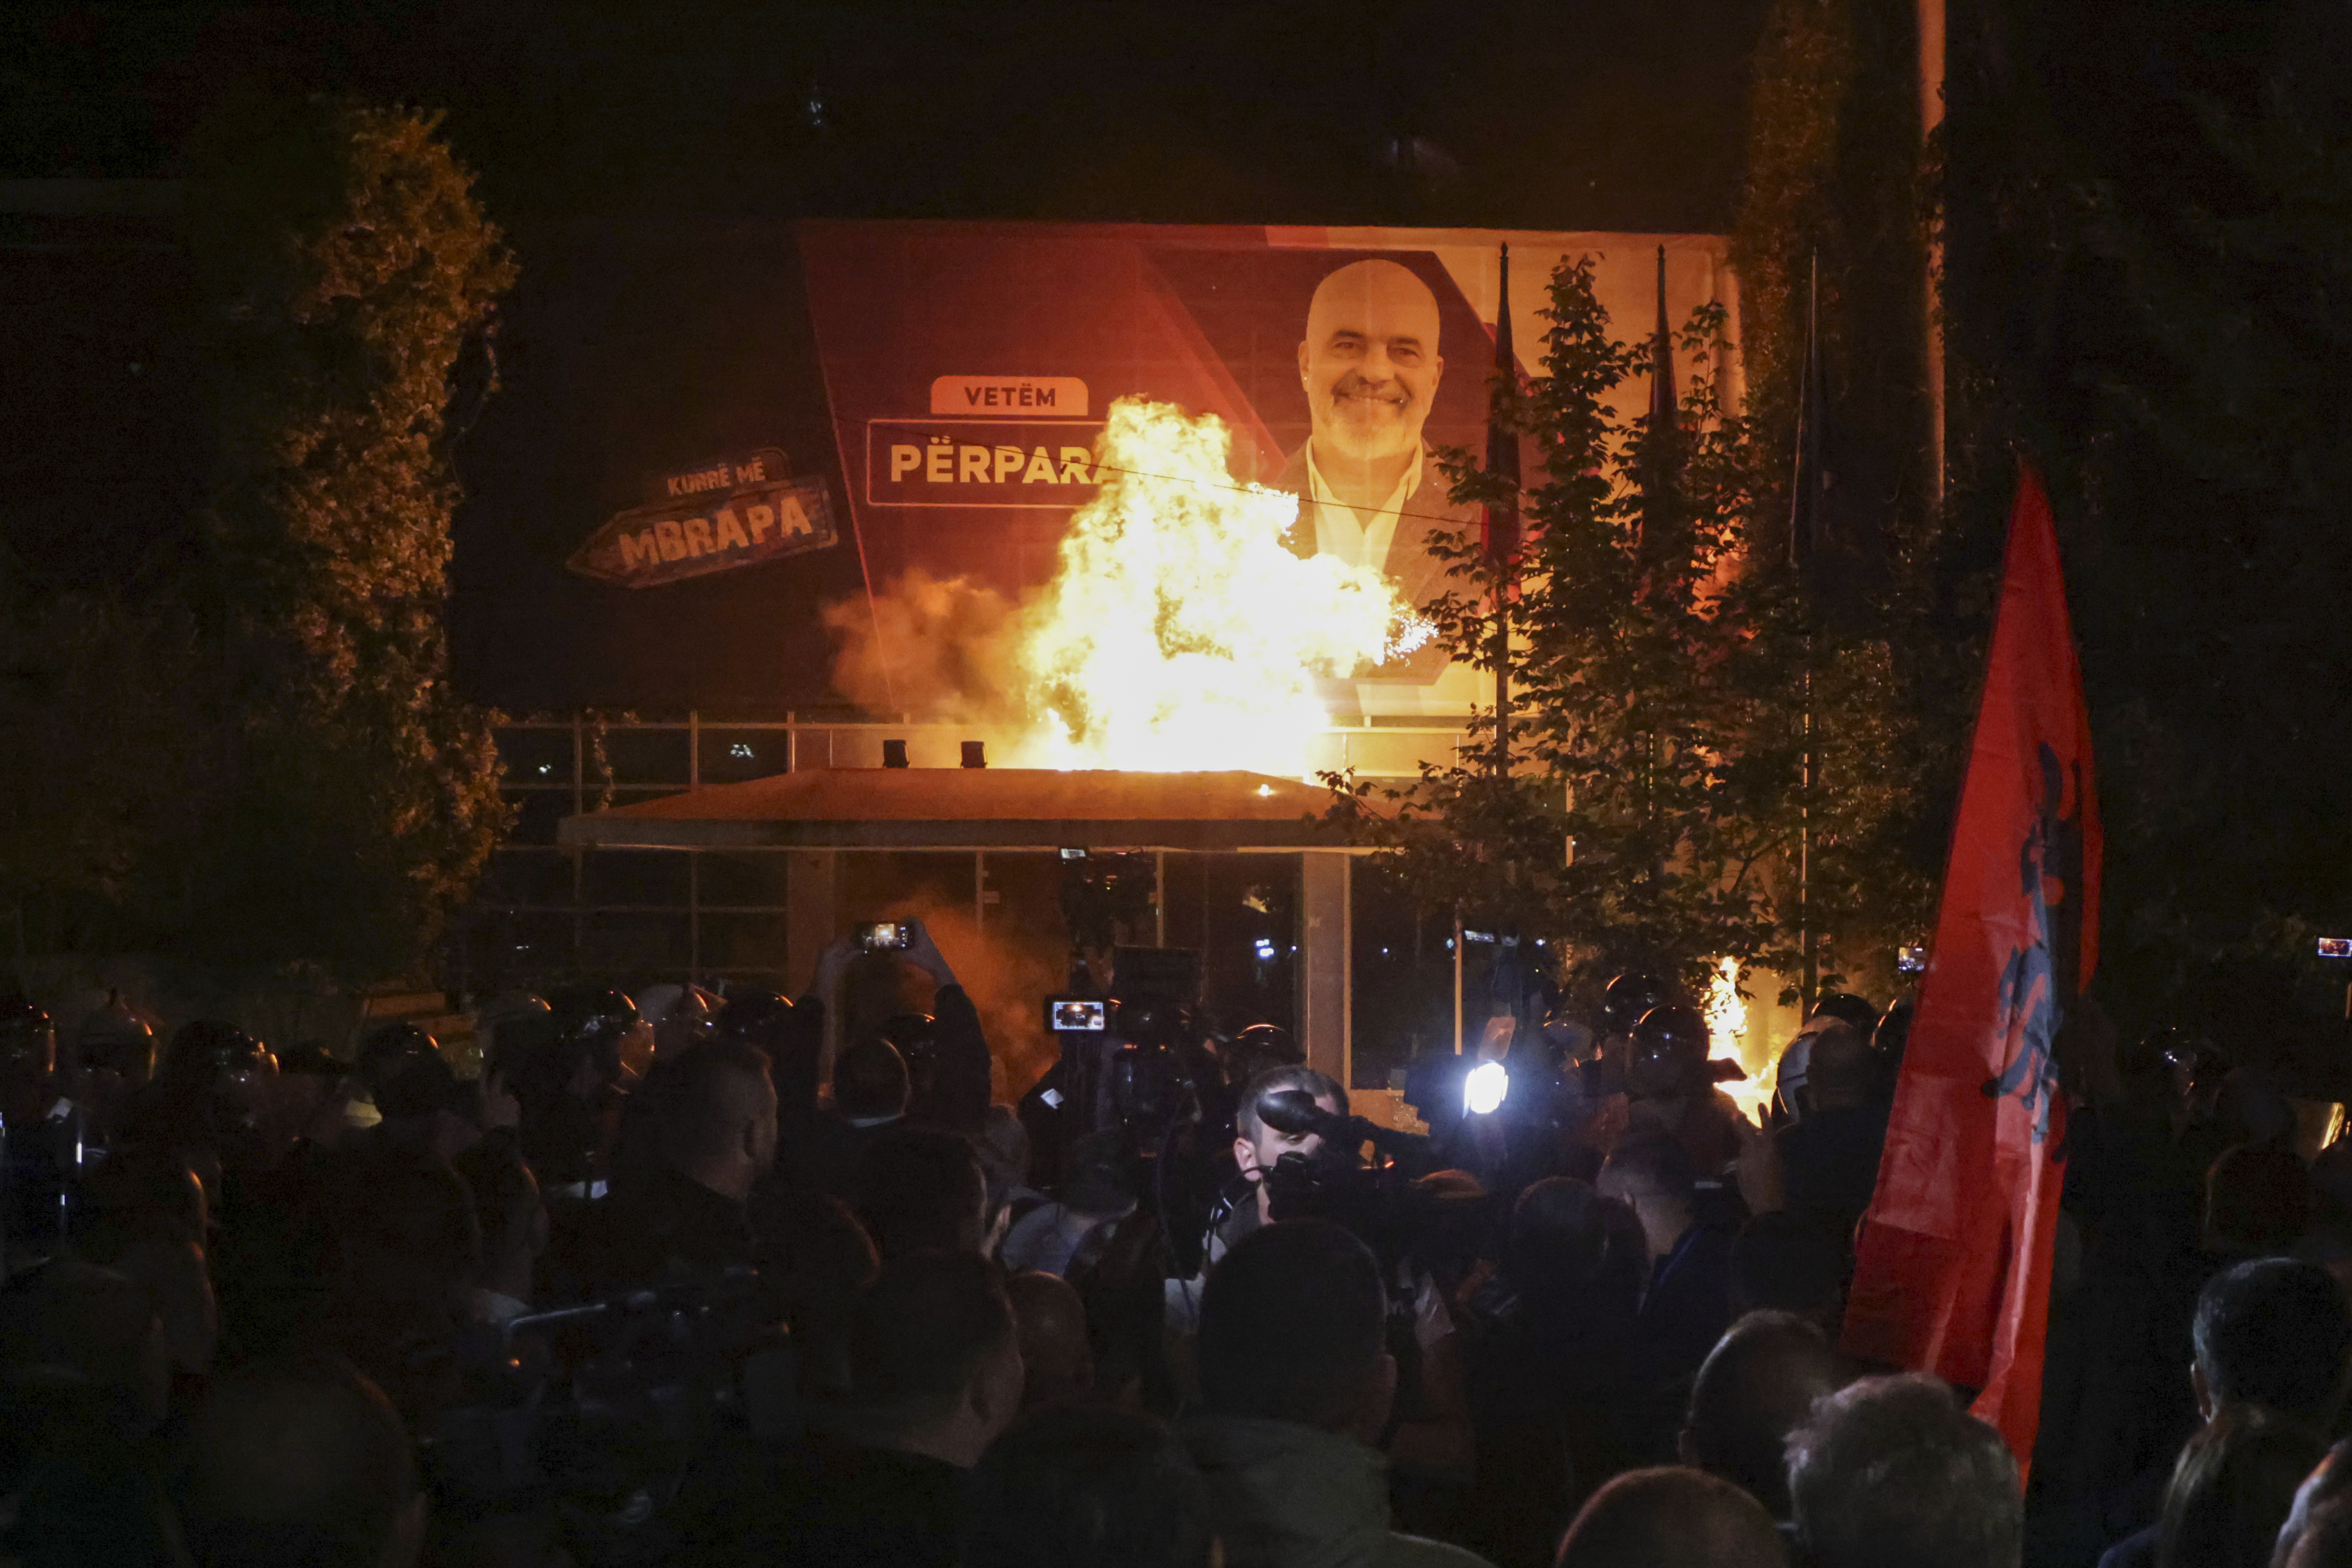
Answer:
[{"left": 798, "top": 221, "right": 1736, "bottom": 720}]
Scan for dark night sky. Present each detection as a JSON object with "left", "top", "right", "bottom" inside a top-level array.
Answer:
[
  {"left": 2, "top": 2, "right": 1765, "bottom": 230},
  {"left": 2, "top": 1, "right": 1769, "bottom": 714}
]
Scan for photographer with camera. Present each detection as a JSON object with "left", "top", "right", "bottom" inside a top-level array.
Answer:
[
  {"left": 1163, "top": 1065, "right": 1346, "bottom": 1333},
  {"left": 1167, "top": 1066, "right": 1475, "bottom": 1496}
]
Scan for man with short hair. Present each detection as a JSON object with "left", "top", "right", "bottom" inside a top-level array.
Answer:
[
  {"left": 1233, "top": 1065, "right": 1348, "bottom": 1227},
  {"left": 794, "top": 1033, "right": 911, "bottom": 1197},
  {"left": 1184, "top": 1220, "right": 1492, "bottom": 1568},
  {"left": 176, "top": 1354, "right": 427, "bottom": 1568},
  {"left": 603, "top": 1038, "right": 778, "bottom": 1283},
  {"left": 1554, "top": 1466, "right": 1787, "bottom": 1568},
  {"left": 1186, "top": 1069, "right": 1474, "bottom": 1489},
  {"left": 1166, "top": 1065, "right": 1352, "bottom": 1337},
  {"left": 1599, "top": 1133, "right": 1734, "bottom": 1392},
  {"left": 1678, "top": 1310, "right": 1849, "bottom": 1519},
  {"left": 696, "top": 1251, "right": 1024, "bottom": 1568},
  {"left": 2195, "top": 1257, "right": 2352, "bottom": 1426},
  {"left": 1786, "top": 1373, "right": 2022, "bottom": 1568},
  {"left": 1006, "top": 1270, "right": 1096, "bottom": 1412},
  {"left": 2093, "top": 1258, "right": 2352, "bottom": 1568}
]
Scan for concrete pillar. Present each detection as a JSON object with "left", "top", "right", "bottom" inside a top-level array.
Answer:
[
  {"left": 789, "top": 850, "right": 839, "bottom": 1077},
  {"left": 1301, "top": 851, "right": 1352, "bottom": 1088}
]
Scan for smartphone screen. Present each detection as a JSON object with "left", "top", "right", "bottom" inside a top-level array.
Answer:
[
  {"left": 2320, "top": 937, "right": 2352, "bottom": 959},
  {"left": 856, "top": 921, "right": 911, "bottom": 951},
  {"left": 1047, "top": 998, "right": 1108, "bottom": 1032}
]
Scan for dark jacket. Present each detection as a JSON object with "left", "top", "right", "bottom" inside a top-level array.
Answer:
[
  {"left": 599, "top": 1163, "right": 759, "bottom": 1286},
  {"left": 1777, "top": 1102, "right": 1891, "bottom": 1232},
  {"left": 1638, "top": 1223, "right": 1735, "bottom": 1389}
]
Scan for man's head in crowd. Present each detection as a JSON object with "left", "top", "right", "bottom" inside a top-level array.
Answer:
[
  {"left": 1554, "top": 1466, "right": 1787, "bottom": 1568},
  {"left": 176, "top": 1355, "right": 425, "bottom": 1568},
  {"left": 1680, "top": 1310, "right": 1848, "bottom": 1518},
  {"left": 1233, "top": 1065, "right": 1346, "bottom": 1177},
  {"left": 2290, "top": 1498, "right": 2352, "bottom": 1568},
  {"left": 1801, "top": 1023, "right": 1875, "bottom": 1113},
  {"left": 1006, "top": 1270, "right": 1095, "bottom": 1413},
  {"left": 2277, "top": 1437, "right": 2352, "bottom": 1567},
  {"left": 854, "top": 1124, "right": 991, "bottom": 1257},
  {"left": 1233, "top": 1066, "right": 1346, "bottom": 1224},
  {"left": 2194, "top": 1258, "right": 2352, "bottom": 1426},
  {"left": 1197, "top": 1220, "right": 1393, "bottom": 1443},
  {"left": 1504, "top": 1176, "right": 1648, "bottom": 1319},
  {"left": 962, "top": 1405, "right": 1215, "bottom": 1568},
  {"left": 657, "top": 1039, "right": 778, "bottom": 1203},
  {"left": 1730, "top": 1211, "right": 1851, "bottom": 1334},
  {"left": 1599, "top": 1133, "right": 1699, "bottom": 1261},
  {"left": 834, "top": 1034, "right": 911, "bottom": 1124},
  {"left": 2158, "top": 1404, "right": 2321, "bottom": 1568},
  {"left": 845, "top": 1251, "right": 1024, "bottom": 1468},
  {"left": 1787, "top": 1374, "right": 2022, "bottom": 1568}
]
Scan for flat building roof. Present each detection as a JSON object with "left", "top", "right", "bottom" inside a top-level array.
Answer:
[{"left": 556, "top": 766, "right": 1375, "bottom": 851}]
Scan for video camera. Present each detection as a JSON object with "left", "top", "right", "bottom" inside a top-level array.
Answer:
[
  {"left": 1255, "top": 1088, "right": 1480, "bottom": 1281},
  {"left": 1046, "top": 947, "right": 1212, "bottom": 1153}
]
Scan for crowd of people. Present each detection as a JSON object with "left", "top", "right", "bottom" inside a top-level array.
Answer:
[{"left": 1, "top": 930, "right": 2349, "bottom": 1568}]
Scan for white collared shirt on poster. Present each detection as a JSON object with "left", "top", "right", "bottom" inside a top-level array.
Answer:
[{"left": 1303, "top": 442, "right": 1420, "bottom": 576}]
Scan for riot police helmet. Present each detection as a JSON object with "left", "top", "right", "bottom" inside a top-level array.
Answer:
[
  {"left": 1627, "top": 1004, "right": 1711, "bottom": 1098},
  {"left": 75, "top": 991, "right": 157, "bottom": 1082},
  {"left": 1601, "top": 972, "right": 1670, "bottom": 1036},
  {"left": 1808, "top": 991, "right": 1881, "bottom": 1033}
]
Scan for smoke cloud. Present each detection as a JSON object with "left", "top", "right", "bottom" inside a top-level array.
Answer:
[{"left": 820, "top": 569, "right": 1028, "bottom": 726}]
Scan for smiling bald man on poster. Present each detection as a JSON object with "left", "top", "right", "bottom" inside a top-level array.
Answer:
[{"left": 1275, "top": 258, "right": 1475, "bottom": 681}]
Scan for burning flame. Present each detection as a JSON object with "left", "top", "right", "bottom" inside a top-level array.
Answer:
[
  {"left": 1706, "top": 956, "right": 1771, "bottom": 1125},
  {"left": 1011, "top": 398, "right": 1404, "bottom": 774}
]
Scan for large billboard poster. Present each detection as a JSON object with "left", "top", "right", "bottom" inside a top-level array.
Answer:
[{"left": 798, "top": 222, "right": 1738, "bottom": 722}]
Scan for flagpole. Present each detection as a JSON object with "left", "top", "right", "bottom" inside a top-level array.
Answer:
[
  {"left": 1794, "top": 253, "right": 1821, "bottom": 1007},
  {"left": 1496, "top": 245, "right": 1514, "bottom": 780}
]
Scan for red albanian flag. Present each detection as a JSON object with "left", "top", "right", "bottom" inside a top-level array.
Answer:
[{"left": 1841, "top": 461, "right": 2100, "bottom": 1467}]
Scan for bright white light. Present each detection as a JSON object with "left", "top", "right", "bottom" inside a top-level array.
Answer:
[
  {"left": 1464, "top": 1061, "right": 1509, "bottom": 1116},
  {"left": 1256, "top": 783, "right": 1274, "bottom": 797},
  {"left": 1253, "top": 938, "right": 1277, "bottom": 960}
]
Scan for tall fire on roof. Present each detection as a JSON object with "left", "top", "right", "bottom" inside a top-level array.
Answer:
[{"left": 827, "top": 398, "right": 1413, "bottom": 777}]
